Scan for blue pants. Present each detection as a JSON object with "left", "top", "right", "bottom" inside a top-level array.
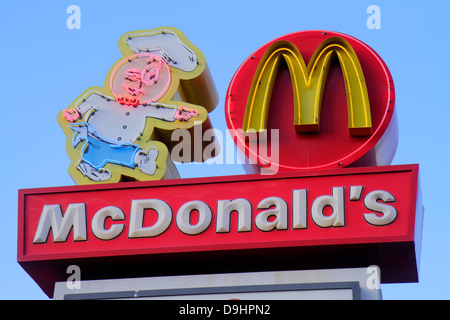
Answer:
[
  {"left": 70, "top": 122, "right": 140, "bottom": 170},
  {"left": 81, "top": 135, "right": 139, "bottom": 170}
]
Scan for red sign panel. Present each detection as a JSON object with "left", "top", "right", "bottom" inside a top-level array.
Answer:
[{"left": 18, "top": 165, "right": 422, "bottom": 297}]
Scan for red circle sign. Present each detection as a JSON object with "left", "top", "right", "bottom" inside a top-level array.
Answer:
[{"left": 225, "top": 30, "right": 397, "bottom": 173}]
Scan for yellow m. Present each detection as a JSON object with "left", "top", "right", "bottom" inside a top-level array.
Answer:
[{"left": 242, "top": 37, "right": 372, "bottom": 136}]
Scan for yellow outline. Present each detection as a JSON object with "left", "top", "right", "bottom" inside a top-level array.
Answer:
[{"left": 242, "top": 37, "right": 372, "bottom": 136}]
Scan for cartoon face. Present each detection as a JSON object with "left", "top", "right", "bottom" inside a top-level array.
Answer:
[{"left": 110, "top": 53, "right": 171, "bottom": 106}]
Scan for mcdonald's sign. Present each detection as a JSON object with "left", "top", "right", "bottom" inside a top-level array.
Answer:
[
  {"left": 18, "top": 29, "right": 423, "bottom": 298},
  {"left": 226, "top": 30, "right": 397, "bottom": 173}
]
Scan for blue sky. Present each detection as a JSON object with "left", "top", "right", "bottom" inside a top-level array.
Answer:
[{"left": 1, "top": 0, "right": 449, "bottom": 299}]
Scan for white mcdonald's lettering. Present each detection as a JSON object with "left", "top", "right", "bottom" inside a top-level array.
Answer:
[{"left": 32, "top": 188, "right": 398, "bottom": 244}]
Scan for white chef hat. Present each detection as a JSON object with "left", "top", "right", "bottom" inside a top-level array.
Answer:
[{"left": 121, "top": 27, "right": 200, "bottom": 72}]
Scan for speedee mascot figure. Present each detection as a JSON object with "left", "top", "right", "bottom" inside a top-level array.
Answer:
[{"left": 58, "top": 27, "right": 218, "bottom": 184}]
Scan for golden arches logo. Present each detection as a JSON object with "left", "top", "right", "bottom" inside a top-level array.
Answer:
[{"left": 242, "top": 37, "right": 372, "bottom": 136}]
